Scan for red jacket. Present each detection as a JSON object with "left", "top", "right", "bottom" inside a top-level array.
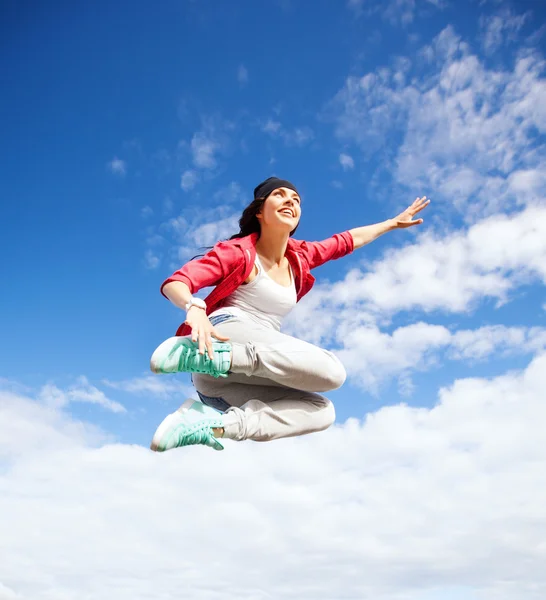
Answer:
[{"left": 161, "top": 230, "right": 355, "bottom": 336}]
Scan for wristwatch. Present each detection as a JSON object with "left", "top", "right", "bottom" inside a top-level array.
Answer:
[{"left": 185, "top": 297, "right": 207, "bottom": 312}]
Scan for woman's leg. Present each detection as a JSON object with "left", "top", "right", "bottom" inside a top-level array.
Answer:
[
  {"left": 151, "top": 314, "right": 346, "bottom": 392},
  {"left": 193, "top": 373, "right": 335, "bottom": 442},
  {"left": 215, "top": 317, "right": 347, "bottom": 393},
  {"left": 150, "top": 315, "right": 343, "bottom": 450}
]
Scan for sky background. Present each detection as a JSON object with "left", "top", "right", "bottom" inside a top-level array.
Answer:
[{"left": 1, "top": 0, "right": 546, "bottom": 598}]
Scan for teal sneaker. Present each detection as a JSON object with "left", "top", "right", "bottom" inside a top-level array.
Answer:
[
  {"left": 150, "top": 398, "right": 225, "bottom": 452},
  {"left": 150, "top": 336, "right": 231, "bottom": 378}
]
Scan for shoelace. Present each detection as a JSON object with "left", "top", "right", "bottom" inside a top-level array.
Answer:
[
  {"left": 173, "top": 423, "right": 217, "bottom": 448},
  {"left": 179, "top": 346, "right": 226, "bottom": 378}
]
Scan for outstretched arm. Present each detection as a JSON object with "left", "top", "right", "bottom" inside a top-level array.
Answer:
[{"left": 349, "top": 196, "right": 430, "bottom": 250}]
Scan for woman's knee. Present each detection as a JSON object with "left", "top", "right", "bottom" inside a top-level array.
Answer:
[
  {"left": 315, "top": 400, "right": 336, "bottom": 431},
  {"left": 320, "top": 354, "right": 346, "bottom": 391}
]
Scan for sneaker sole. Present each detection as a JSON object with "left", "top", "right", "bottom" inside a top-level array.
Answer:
[{"left": 150, "top": 398, "right": 194, "bottom": 451}]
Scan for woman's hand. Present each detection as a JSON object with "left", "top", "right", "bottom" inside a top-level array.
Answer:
[
  {"left": 185, "top": 307, "right": 230, "bottom": 359},
  {"left": 392, "top": 196, "right": 430, "bottom": 228}
]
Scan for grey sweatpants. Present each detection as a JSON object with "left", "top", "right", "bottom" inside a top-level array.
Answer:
[{"left": 192, "top": 312, "right": 346, "bottom": 442}]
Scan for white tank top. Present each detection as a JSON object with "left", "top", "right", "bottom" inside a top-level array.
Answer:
[{"left": 219, "top": 255, "right": 297, "bottom": 330}]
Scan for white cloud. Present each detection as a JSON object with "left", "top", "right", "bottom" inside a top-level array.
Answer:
[
  {"left": 155, "top": 182, "right": 245, "bottom": 265},
  {"left": 191, "top": 132, "right": 219, "bottom": 169},
  {"left": 287, "top": 126, "right": 314, "bottom": 146},
  {"left": 261, "top": 119, "right": 314, "bottom": 147},
  {"left": 180, "top": 169, "right": 198, "bottom": 191},
  {"left": 334, "top": 321, "right": 451, "bottom": 390},
  {"left": 339, "top": 152, "right": 355, "bottom": 170},
  {"left": 348, "top": 0, "right": 446, "bottom": 25},
  {"left": 480, "top": 9, "right": 529, "bottom": 54},
  {"left": 289, "top": 204, "right": 546, "bottom": 329},
  {"left": 333, "top": 322, "right": 546, "bottom": 391},
  {"left": 237, "top": 64, "right": 249, "bottom": 85},
  {"left": 212, "top": 181, "right": 244, "bottom": 204},
  {"left": 143, "top": 249, "right": 161, "bottom": 270},
  {"left": 102, "top": 376, "right": 193, "bottom": 399},
  {"left": 509, "top": 168, "right": 546, "bottom": 204},
  {"left": 329, "top": 62, "right": 415, "bottom": 153},
  {"left": 2, "top": 353, "right": 546, "bottom": 598},
  {"left": 448, "top": 325, "right": 546, "bottom": 361},
  {"left": 39, "top": 377, "right": 126, "bottom": 414},
  {"left": 396, "top": 48, "right": 546, "bottom": 218},
  {"left": 262, "top": 118, "right": 282, "bottom": 134},
  {"left": 108, "top": 157, "right": 126, "bottom": 176},
  {"left": 0, "top": 389, "right": 106, "bottom": 461},
  {"left": 146, "top": 234, "right": 164, "bottom": 246},
  {"left": 183, "top": 118, "right": 232, "bottom": 173},
  {"left": 189, "top": 214, "right": 240, "bottom": 249},
  {"left": 0, "top": 377, "right": 32, "bottom": 395},
  {"left": 329, "top": 24, "right": 546, "bottom": 220},
  {"left": 284, "top": 203, "right": 546, "bottom": 390},
  {"left": 166, "top": 215, "right": 189, "bottom": 238},
  {"left": 141, "top": 206, "right": 153, "bottom": 219},
  {"left": 384, "top": 0, "right": 418, "bottom": 26},
  {"left": 0, "top": 583, "right": 21, "bottom": 599},
  {"left": 397, "top": 371, "right": 415, "bottom": 397}
]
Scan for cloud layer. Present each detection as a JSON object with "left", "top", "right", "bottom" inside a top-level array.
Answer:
[
  {"left": 330, "top": 25, "right": 546, "bottom": 220},
  {"left": 2, "top": 352, "right": 546, "bottom": 599}
]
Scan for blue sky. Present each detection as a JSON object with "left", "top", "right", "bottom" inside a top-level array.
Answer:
[{"left": 2, "top": 1, "right": 546, "bottom": 598}]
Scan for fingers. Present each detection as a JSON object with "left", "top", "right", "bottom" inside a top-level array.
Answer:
[
  {"left": 413, "top": 196, "right": 430, "bottom": 211},
  {"left": 191, "top": 328, "right": 229, "bottom": 359},
  {"left": 205, "top": 331, "right": 215, "bottom": 360},
  {"left": 193, "top": 326, "right": 211, "bottom": 358},
  {"left": 198, "top": 328, "right": 206, "bottom": 356},
  {"left": 412, "top": 196, "right": 427, "bottom": 206},
  {"left": 206, "top": 329, "right": 229, "bottom": 358},
  {"left": 406, "top": 197, "right": 430, "bottom": 219},
  {"left": 212, "top": 329, "right": 230, "bottom": 342},
  {"left": 188, "top": 314, "right": 230, "bottom": 358},
  {"left": 195, "top": 330, "right": 213, "bottom": 359}
]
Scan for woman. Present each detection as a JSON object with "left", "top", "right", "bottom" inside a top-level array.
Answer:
[{"left": 150, "top": 177, "right": 429, "bottom": 452}]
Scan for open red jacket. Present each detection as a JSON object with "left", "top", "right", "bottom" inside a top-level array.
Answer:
[{"left": 161, "top": 230, "right": 355, "bottom": 336}]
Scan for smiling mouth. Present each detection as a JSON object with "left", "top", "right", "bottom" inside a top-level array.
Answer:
[{"left": 279, "top": 209, "right": 294, "bottom": 217}]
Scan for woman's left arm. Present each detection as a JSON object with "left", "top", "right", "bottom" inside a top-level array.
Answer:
[{"left": 349, "top": 196, "right": 430, "bottom": 250}]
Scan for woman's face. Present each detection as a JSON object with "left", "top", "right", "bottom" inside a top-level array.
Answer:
[{"left": 257, "top": 187, "right": 301, "bottom": 233}]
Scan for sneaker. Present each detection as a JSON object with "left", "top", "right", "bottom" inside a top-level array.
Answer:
[
  {"left": 150, "top": 336, "right": 231, "bottom": 378},
  {"left": 150, "top": 398, "right": 225, "bottom": 452}
]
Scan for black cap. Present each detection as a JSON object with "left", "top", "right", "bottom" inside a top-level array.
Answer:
[{"left": 253, "top": 177, "right": 299, "bottom": 200}]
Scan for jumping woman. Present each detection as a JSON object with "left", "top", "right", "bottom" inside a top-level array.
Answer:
[{"left": 150, "top": 177, "right": 429, "bottom": 452}]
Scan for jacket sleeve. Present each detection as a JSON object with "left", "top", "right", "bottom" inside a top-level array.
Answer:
[
  {"left": 160, "top": 244, "right": 228, "bottom": 298},
  {"left": 298, "top": 231, "right": 355, "bottom": 270}
]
